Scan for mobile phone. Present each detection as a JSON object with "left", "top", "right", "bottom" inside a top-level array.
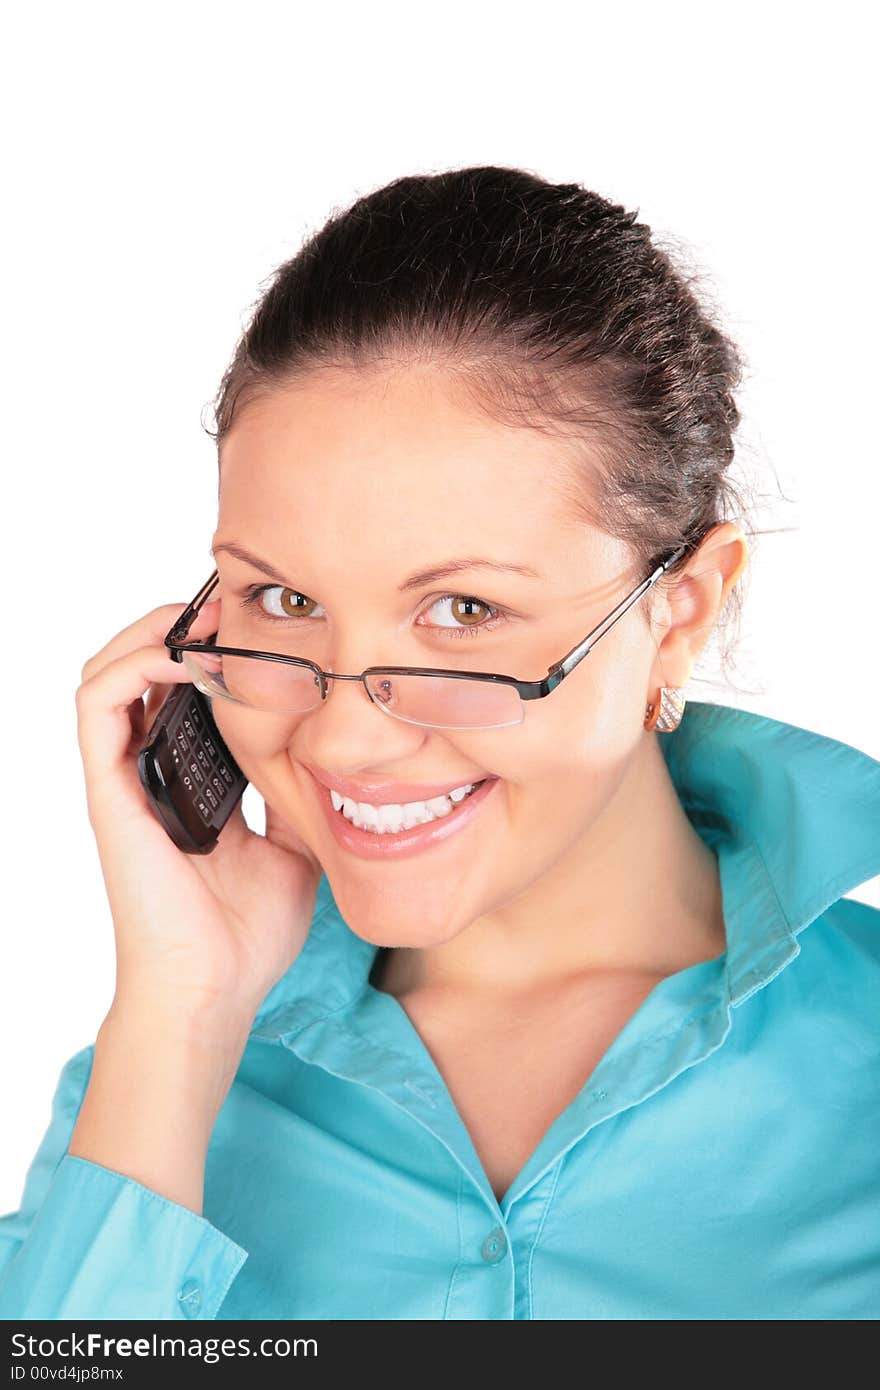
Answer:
[{"left": 137, "top": 679, "right": 249, "bottom": 854}]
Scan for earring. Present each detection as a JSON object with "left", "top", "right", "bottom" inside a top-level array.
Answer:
[{"left": 644, "top": 685, "right": 687, "bottom": 733}]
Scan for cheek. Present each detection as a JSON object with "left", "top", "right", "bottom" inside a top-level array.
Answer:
[
  {"left": 470, "top": 647, "right": 647, "bottom": 790},
  {"left": 510, "top": 736, "right": 633, "bottom": 837},
  {"left": 209, "top": 702, "right": 302, "bottom": 774},
  {"left": 452, "top": 655, "right": 649, "bottom": 867}
]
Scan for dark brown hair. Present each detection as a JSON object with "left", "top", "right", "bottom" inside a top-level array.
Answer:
[{"left": 204, "top": 165, "right": 780, "bottom": 691}]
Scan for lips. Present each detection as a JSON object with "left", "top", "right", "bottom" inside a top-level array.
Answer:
[
  {"left": 303, "top": 761, "right": 490, "bottom": 807},
  {"left": 309, "top": 768, "right": 502, "bottom": 861}
]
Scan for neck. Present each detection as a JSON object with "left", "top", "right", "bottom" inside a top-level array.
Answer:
[{"left": 373, "top": 733, "right": 727, "bottom": 1000}]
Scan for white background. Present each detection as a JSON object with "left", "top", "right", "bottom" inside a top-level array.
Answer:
[{"left": 1, "top": 1, "right": 877, "bottom": 1209}]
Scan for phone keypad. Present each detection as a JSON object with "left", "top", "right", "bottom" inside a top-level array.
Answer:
[
  {"left": 187, "top": 757, "right": 205, "bottom": 787},
  {"left": 167, "top": 695, "right": 236, "bottom": 825}
]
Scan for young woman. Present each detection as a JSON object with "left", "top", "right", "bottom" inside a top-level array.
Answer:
[{"left": 1, "top": 166, "right": 877, "bottom": 1321}]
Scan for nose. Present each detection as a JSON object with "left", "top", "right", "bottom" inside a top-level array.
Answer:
[
  {"left": 320, "top": 669, "right": 383, "bottom": 710},
  {"left": 301, "top": 668, "right": 426, "bottom": 763},
  {"left": 305, "top": 669, "right": 411, "bottom": 733}
]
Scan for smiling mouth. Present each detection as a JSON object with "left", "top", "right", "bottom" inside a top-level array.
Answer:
[{"left": 328, "top": 778, "right": 490, "bottom": 834}]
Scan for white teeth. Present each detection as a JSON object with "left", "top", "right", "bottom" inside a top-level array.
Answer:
[
  {"left": 356, "top": 801, "right": 379, "bottom": 830},
  {"left": 328, "top": 781, "right": 482, "bottom": 833},
  {"left": 375, "top": 803, "right": 405, "bottom": 833}
]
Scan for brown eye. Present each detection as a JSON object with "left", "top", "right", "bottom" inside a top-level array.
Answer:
[
  {"left": 449, "top": 596, "right": 490, "bottom": 625},
  {"left": 242, "top": 586, "right": 325, "bottom": 620},
  {"left": 421, "top": 594, "right": 504, "bottom": 639}
]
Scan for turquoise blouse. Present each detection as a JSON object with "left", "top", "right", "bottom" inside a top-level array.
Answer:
[{"left": 1, "top": 701, "right": 878, "bottom": 1321}]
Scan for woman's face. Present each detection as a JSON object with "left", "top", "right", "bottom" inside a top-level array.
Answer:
[{"left": 210, "top": 364, "right": 671, "bottom": 946}]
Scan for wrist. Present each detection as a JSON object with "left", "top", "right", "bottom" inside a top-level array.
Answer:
[
  {"left": 96, "top": 999, "right": 254, "bottom": 1126},
  {"left": 104, "top": 987, "right": 259, "bottom": 1050}
]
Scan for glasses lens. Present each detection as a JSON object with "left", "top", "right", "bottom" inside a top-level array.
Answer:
[
  {"left": 181, "top": 648, "right": 322, "bottom": 714},
  {"left": 179, "top": 649, "right": 524, "bottom": 728},
  {"left": 365, "top": 671, "right": 524, "bottom": 730}
]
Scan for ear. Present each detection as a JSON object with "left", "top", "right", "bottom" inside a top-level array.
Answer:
[{"left": 648, "top": 522, "right": 749, "bottom": 687}]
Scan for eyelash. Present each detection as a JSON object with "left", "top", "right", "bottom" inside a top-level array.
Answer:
[{"left": 237, "top": 584, "right": 509, "bottom": 640}]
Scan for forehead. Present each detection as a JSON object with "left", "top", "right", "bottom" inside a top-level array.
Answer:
[{"left": 216, "top": 366, "right": 594, "bottom": 566}]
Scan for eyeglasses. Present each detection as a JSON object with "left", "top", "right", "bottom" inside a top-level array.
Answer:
[{"left": 164, "top": 543, "right": 689, "bottom": 731}]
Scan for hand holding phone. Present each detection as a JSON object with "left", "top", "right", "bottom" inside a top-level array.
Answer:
[
  {"left": 137, "top": 673, "right": 249, "bottom": 855},
  {"left": 75, "top": 595, "right": 324, "bottom": 1028}
]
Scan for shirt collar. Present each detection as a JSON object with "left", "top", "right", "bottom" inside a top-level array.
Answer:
[{"left": 250, "top": 700, "right": 880, "bottom": 1040}]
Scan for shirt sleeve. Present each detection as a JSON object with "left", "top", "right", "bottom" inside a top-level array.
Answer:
[{"left": 0, "top": 1044, "right": 248, "bottom": 1320}]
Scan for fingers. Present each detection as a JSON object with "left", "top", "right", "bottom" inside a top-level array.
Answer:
[
  {"left": 76, "top": 598, "right": 220, "bottom": 830},
  {"left": 77, "top": 644, "right": 191, "bottom": 799},
  {"left": 143, "top": 682, "right": 172, "bottom": 736},
  {"left": 80, "top": 598, "right": 220, "bottom": 685}
]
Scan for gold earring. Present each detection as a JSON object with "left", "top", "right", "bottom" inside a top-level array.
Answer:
[{"left": 644, "top": 686, "right": 687, "bottom": 733}]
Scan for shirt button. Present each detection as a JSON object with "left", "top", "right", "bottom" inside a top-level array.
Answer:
[
  {"left": 177, "top": 1278, "right": 202, "bottom": 1318},
  {"left": 480, "top": 1226, "right": 508, "bottom": 1263}
]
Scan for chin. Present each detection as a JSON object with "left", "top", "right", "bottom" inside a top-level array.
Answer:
[{"left": 327, "top": 874, "right": 474, "bottom": 950}]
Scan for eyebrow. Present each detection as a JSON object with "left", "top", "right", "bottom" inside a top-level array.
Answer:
[{"left": 211, "top": 542, "right": 543, "bottom": 591}]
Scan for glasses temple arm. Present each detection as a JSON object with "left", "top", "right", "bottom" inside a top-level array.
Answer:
[
  {"left": 548, "top": 543, "right": 689, "bottom": 681},
  {"left": 167, "top": 571, "right": 220, "bottom": 644}
]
